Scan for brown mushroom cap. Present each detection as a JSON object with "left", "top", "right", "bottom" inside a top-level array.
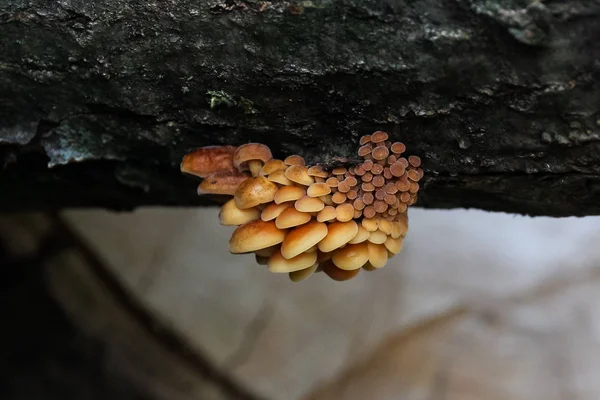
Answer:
[
  {"left": 384, "top": 236, "right": 403, "bottom": 254},
  {"left": 234, "top": 176, "right": 278, "bottom": 209},
  {"left": 261, "top": 202, "right": 292, "bottom": 221},
  {"left": 335, "top": 203, "right": 355, "bottom": 222},
  {"left": 268, "top": 250, "right": 317, "bottom": 273},
  {"left": 285, "top": 165, "right": 315, "bottom": 186},
  {"left": 307, "top": 166, "right": 329, "bottom": 178},
  {"left": 281, "top": 221, "right": 328, "bottom": 259},
  {"left": 219, "top": 198, "right": 261, "bottom": 226},
  {"left": 229, "top": 220, "right": 286, "bottom": 253},
  {"left": 181, "top": 145, "right": 237, "bottom": 178},
  {"left": 316, "top": 206, "right": 337, "bottom": 222},
  {"left": 367, "top": 242, "right": 388, "bottom": 268},
  {"left": 197, "top": 171, "right": 250, "bottom": 195},
  {"left": 275, "top": 207, "right": 312, "bottom": 229},
  {"left": 321, "top": 260, "right": 361, "bottom": 281},
  {"left": 284, "top": 154, "right": 305, "bottom": 166},
  {"left": 260, "top": 159, "right": 287, "bottom": 176},
  {"left": 274, "top": 185, "right": 306, "bottom": 204},
  {"left": 348, "top": 225, "right": 370, "bottom": 244},
  {"left": 268, "top": 170, "right": 294, "bottom": 186},
  {"left": 332, "top": 242, "right": 369, "bottom": 270},
  {"left": 233, "top": 143, "right": 273, "bottom": 176},
  {"left": 318, "top": 221, "right": 359, "bottom": 253},
  {"left": 361, "top": 218, "right": 379, "bottom": 232},
  {"left": 295, "top": 196, "right": 325, "bottom": 213},
  {"left": 289, "top": 263, "right": 318, "bottom": 282},
  {"left": 307, "top": 182, "right": 332, "bottom": 197}
]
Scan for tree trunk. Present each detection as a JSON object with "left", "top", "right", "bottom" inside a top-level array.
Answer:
[{"left": 1, "top": 0, "right": 599, "bottom": 216}]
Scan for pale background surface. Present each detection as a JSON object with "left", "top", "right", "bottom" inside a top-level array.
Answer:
[{"left": 61, "top": 207, "right": 600, "bottom": 400}]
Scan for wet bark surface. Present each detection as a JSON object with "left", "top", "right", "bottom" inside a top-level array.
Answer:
[{"left": 1, "top": 0, "right": 600, "bottom": 216}]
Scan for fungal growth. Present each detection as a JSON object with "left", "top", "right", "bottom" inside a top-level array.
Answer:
[{"left": 181, "top": 132, "right": 422, "bottom": 282}]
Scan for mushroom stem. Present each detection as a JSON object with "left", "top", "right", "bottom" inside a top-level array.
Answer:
[{"left": 249, "top": 160, "right": 263, "bottom": 177}]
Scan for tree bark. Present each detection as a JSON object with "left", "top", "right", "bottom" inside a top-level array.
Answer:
[{"left": 1, "top": 0, "right": 600, "bottom": 216}]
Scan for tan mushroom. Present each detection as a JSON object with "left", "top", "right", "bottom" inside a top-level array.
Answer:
[
  {"left": 233, "top": 143, "right": 273, "bottom": 176},
  {"left": 260, "top": 159, "right": 287, "bottom": 176},
  {"left": 261, "top": 202, "right": 292, "bottom": 221},
  {"left": 335, "top": 203, "right": 355, "bottom": 222},
  {"left": 316, "top": 206, "right": 337, "bottom": 222},
  {"left": 274, "top": 185, "right": 305, "bottom": 204},
  {"left": 268, "top": 170, "right": 294, "bottom": 186},
  {"left": 384, "top": 236, "right": 403, "bottom": 254},
  {"left": 229, "top": 220, "right": 286, "bottom": 253},
  {"left": 348, "top": 225, "right": 370, "bottom": 244},
  {"left": 280, "top": 221, "right": 328, "bottom": 259},
  {"left": 285, "top": 165, "right": 315, "bottom": 186},
  {"left": 180, "top": 145, "right": 237, "bottom": 178},
  {"left": 367, "top": 242, "right": 388, "bottom": 268},
  {"left": 284, "top": 154, "right": 305, "bottom": 166},
  {"left": 268, "top": 250, "right": 317, "bottom": 273},
  {"left": 219, "top": 198, "right": 261, "bottom": 226},
  {"left": 307, "top": 165, "right": 329, "bottom": 178},
  {"left": 295, "top": 196, "right": 325, "bottom": 213},
  {"left": 332, "top": 242, "right": 369, "bottom": 270},
  {"left": 318, "top": 221, "right": 358, "bottom": 253},
  {"left": 275, "top": 207, "right": 312, "bottom": 229},
  {"left": 307, "top": 182, "right": 331, "bottom": 197},
  {"left": 368, "top": 230, "right": 388, "bottom": 244},
  {"left": 234, "top": 176, "right": 278, "bottom": 209}
]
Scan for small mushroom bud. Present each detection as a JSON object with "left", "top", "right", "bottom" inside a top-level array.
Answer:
[
  {"left": 180, "top": 145, "right": 237, "bottom": 178},
  {"left": 229, "top": 220, "right": 286, "bottom": 253},
  {"left": 234, "top": 176, "right": 278, "bottom": 209},
  {"left": 219, "top": 198, "right": 261, "bottom": 226},
  {"left": 233, "top": 143, "right": 273, "bottom": 176}
]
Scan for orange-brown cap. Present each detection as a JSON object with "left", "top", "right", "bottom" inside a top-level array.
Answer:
[
  {"left": 348, "top": 225, "right": 370, "bottom": 244},
  {"left": 197, "top": 171, "right": 250, "bottom": 195},
  {"left": 233, "top": 143, "right": 273, "bottom": 175},
  {"left": 367, "top": 242, "right": 388, "bottom": 268},
  {"left": 284, "top": 154, "right": 305, "bottom": 166},
  {"left": 316, "top": 206, "right": 337, "bottom": 222},
  {"left": 318, "top": 221, "right": 358, "bottom": 253},
  {"left": 268, "top": 250, "right": 317, "bottom": 273},
  {"left": 321, "top": 260, "right": 360, "bottom": 281},
  {"left": 361, "top": 218, "right": 379, "bottom": 232},
  {"left": 181, "top": 145, "right": 237, "bottom": 178},
  {"left": 234, "top": 176, "right": 278, "bottom": 209},
  {"left": 275, "top": 207, "right": 312, "bottom": 229},
  {"left": 285, "top": 165, "right": 315, "bottom": 186},
  {"left": 261, "top": 202, "right": 292, "bottom": 221},
  {"left": 274, "top": 185, "right": 306, "bottom": 204},
  {"left": 268, "top": 170, "right": 293, "bottom": 186},
  {"left": 384, "top": 236, "right": 403, "bottom": 254},
  {"left": 229, "top": 220, "right": 286, "bottom": 253},
  {"left": 335, "top": 203, "right": 355, "bottom": 222},
  {"left": 307, "top": 182, "right": 331, "bottom": 197},
  {"left": 332, "top": 242, "right": 369, "bottom": 270},
  {"left": 281, "top": 221, "right": 328, "bottom": 259},
  {"left": 288, "top": 263, "right": 318, "bottom": 282},
  {"left": 307, "top": 165, "right": 329, "bottom": 178},
  {"left": 295, "top": 196, "right": 325, "bottom": 213},
  {"left": 260, "top": 159, "right": 287, "bottom": 176},
  {"left": 219, "top": 198, "right": 261, "bottom": 226}
]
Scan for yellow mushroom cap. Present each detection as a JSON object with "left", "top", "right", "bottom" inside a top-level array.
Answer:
[
  {"left": 229, "top": 220, "right": 286, "bottom": 253},
  {"left": 321, "top": 260, "right": 361, "bottom": 281},
  {"left": 295, "top": 196, "right": 325, "bottom": 213},
  {"left": 281, "top": 221, "right": 328, "bottom": 259},
  {"left": 318, "top": 221, "right": 359, "bottom": 253},
  {"left": 378, "top": 218, "right": 392, "bottom": 235},
  {"left": 276, "top": 207, "right": 312, "bottom": 229},
  {"left": 307, "top": 182, "right": 331, "bottom": 197},
  {"left": 335, "top": 203, "right": 355, "bottom": 222},
  {"left": 285, "top": 165, "right": 315, "bottom": 186},
  {"left": 219, "top": 198, "right": 261, "bottom": 226},
  {"left": 234, "top": 176, "right": 278, "bottom": 209},
  {"left": 384, "top": 236, "right": 403, "bottom": 254},
  {"left": 348, "top": 224, "right": 370, "bottom": 244},
  {"left": 361, "top": 218, "right": 379, "bottom": 232},
  {"left": 233, "top": 143, "right": 273, "bottom": 174},
  {"left": 316, "top": 206, "right": 337, "bottom": 222},
  {"left": 307, "top": 165, "right": 329, "bottom": 178},
  {"left": 289, "top": 263, "right": 318, "bottom": 282},
  {"left": 367, "top": 242, "right": 388, "bottom": 268},
  {"left": 268, "top": 250, "right": 317, "bottom": 273},
  {"left": 268, "top": 170, "right": 293, "bottom": 186},
  {"left": 260, "top": 159, "right": 287, "bottom": 175},
  {"left": 332, "top": 242, "right": 369, "bottom": 270},
  {"left": 274, "top": 185, "right": 306, "bottom": 204},
  {"left": 261, "top": 202, "right": 291, "bottom": 221},
  {"left": 368, "top": 230, "right": 388, "bottom": 244}
]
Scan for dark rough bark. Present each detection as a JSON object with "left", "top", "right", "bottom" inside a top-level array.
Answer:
[{"left": 1, "top": 0, "right": 600, "bottom": 216}]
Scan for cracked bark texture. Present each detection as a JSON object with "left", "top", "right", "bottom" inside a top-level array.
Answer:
[{"left": 1, "top": 0, "right": 600, "bottom": 216}]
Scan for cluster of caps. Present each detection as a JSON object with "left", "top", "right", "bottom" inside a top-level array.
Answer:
[{"left": 180, "top": 131, "right": 421, "bottom": 282}]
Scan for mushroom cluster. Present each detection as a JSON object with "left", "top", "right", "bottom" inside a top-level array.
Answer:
[{"left": 181, "top": 131, "right": 422, "bottom": 282}]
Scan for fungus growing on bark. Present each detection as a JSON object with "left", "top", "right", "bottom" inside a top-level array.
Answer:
[{"left": 182, "top": 132, "right": 422, "bottom": 282}]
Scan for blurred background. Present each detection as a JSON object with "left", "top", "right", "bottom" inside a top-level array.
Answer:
[{"left": 2, "top": 207, "right": 600, "bottom": 400}]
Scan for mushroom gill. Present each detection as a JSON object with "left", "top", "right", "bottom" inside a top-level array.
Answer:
[{"left": 181, "top": 132, "right": 422, "bottom": 282}]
